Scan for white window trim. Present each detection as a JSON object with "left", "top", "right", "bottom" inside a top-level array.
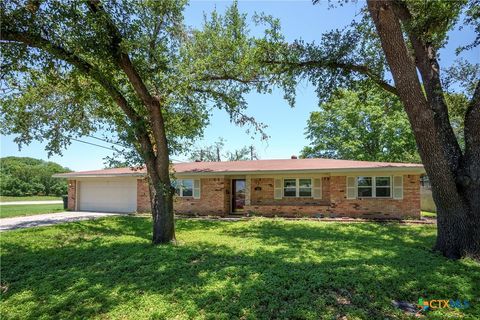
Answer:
[
  {"left": 175, "top": 179, "right": 194, "bottom": 197},
  {"left": 356, "top": 176, "right": 392, "bottom": 199},
  {"left": 283, "top": 178, "right": 313, "bottom": 198}
]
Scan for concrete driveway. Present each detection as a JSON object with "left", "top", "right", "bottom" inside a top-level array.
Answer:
[{"left": 0, "top": 211, "right": 122, "bottom": 231}]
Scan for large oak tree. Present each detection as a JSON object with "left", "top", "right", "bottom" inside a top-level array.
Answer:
[
  {"left": 0, "top": 0, "right": 275, "bottom": 244},
  {"left": 262, "top": 0, "right": 479, "bottom": 259}
]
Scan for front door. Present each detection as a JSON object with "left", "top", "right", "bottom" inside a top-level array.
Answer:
[{"left": 232, "top": 179, "right": 246, "bottom": 213}]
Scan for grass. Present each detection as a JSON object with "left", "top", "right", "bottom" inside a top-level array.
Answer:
[
  {"left": 1, "top": 217, "right": 478, "bottom": 319},
  {"left": 0, "top": 195, "right": 62, "bottom": 202},
  {"left": 0, "top": 204, "right": 64, "bottom": 219},
  {"left": 422, "top": 211, "right": 437, "bottom": 218}
]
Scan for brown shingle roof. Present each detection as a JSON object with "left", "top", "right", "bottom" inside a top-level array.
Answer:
[{"left": 54, "top": 158, "right": 424, "bottom": 178}]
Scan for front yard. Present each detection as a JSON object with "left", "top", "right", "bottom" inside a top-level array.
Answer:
[
  {"left": 1, "top": 217, "right": 478, "bottom": 319},
  {"left": 0, "top": 195, "right": 61, "bottom": 202},
  {"left": 0, "top": 204, "right": 64, "bottom": 219}
]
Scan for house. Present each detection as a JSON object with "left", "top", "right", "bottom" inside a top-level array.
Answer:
[{"left": 54, "top": 157, "right": 425, "bottom": 219}]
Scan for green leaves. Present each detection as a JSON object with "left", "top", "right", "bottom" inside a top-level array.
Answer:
[
  {"left": 0, "top": 0, "right": 276, "bottom": 163},
  {"left": 0, "top": 157, "right": 70, "bottom": 197},
  {"left": 301, "top": 85, "right": 420, "bottom": 162}
]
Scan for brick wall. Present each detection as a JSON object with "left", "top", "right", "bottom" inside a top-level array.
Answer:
[
  {"left": 327, "top": 175, "right": 420, "bottom": 219},
  {"left": 250, "top": 177, "right": 330, "bottom": 206},
  {"left": 223, "top": 178, "right": 231, "bottom": 213},
  {"left": 137, "top": 179, "right": 150, "bottom": 212},
  {"left": 174, "top": 177, "right": 228, "bottom": 216},
  {"left": 134, "top": 174, "right": 420, "bottom": 219},
  {"left": 245, "top": 177, "right": 330, "bottom": 216},
  {"left": 67, "top": 179, "right": 76, "bottom": 211}
]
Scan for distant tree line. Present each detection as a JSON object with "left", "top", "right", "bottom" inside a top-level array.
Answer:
[{"left": 0, "top": 157, "right": 71, "bottom": 197}]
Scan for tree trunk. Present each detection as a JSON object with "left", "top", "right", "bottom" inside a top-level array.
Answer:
[
  {"left": 431, "top": 180, "right": 478, "bottom": 259},
  {"left": 144, "top": 155, "right": 176, "bottom": 245},
  {"left": 367, "top": 0, "right": 480, "bottom": 260},
  {"left": 149, "top": 176, "right": 175, "bottom": 244}
]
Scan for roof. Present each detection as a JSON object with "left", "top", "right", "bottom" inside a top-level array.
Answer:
[{"left": 54, "top": 158, "right": 424, "bottom": 178}]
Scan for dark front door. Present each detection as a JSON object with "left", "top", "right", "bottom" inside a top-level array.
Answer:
[{"left": 232, "top": 179, "right": 246, "bottom": 213}]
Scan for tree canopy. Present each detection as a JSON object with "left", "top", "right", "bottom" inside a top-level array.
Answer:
[
  {"left": 0, "top": 0, "right": 281, "bottom": 243},
  {"left": 301, "top": 86, "right": 419, "bottom": 163},
  {"left": 0, "top": 157, "right": 70, "bottom": 196},
  {"left": 259, "top": 0, "right": 479, "bottom": 259}
]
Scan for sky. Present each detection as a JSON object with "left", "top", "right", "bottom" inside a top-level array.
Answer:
[{"left": 1, "top": 0, "right": 478, "bottom": 171}]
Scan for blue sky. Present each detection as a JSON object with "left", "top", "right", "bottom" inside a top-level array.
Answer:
[{"left": 1, "top": 0, "right": 478, "bottom": 171}]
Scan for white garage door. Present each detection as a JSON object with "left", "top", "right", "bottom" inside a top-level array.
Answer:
[{"left": 78, "top": 179, "right": 137, "bottom": 213}]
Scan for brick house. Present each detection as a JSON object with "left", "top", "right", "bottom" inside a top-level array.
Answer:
[{"left": 56, "top": 158, "right": 424, "bottom": 219}]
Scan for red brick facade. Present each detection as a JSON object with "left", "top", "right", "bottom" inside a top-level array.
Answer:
[
  {"left": 67, "top": 179, "right": 76, "bottom": 211},
  {"left": 327, "top": 175, "right": 420, "bottom": 219},
  {"left": 137, "top": 179, "right": 150, "bottom": 212},
  {"left": 174, "top": 177, "right": 230, "bottom": 216},
  {"left": 68, "top": 174, "right": 421, "bottom": 219},
  {"left": 171, "top": 175, "right": 420, "bottom": 219}
]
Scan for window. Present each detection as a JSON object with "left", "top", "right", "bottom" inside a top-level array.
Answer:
[
  {"left": 356, "top": 176, "right": 391, "bottom": 198},
  {"left": 357, "top": 177, "right": 373, "bottom": 197},
  {"left": 299, "top": 179, "right": 312, "bottom": 197},
  {"left": 283, "top": 178, "right": 312, "bottom": 197},
  {"left": 175, "top": 179, "right": 193, "bottom": 197},
  {"left": 375, "top": 177, "right": 391, "bottom": 197},
  {"left": 283, "top": 179, "right": 297, "bottom": 197}
]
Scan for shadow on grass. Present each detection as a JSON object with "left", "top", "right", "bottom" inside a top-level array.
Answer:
[{"left": 1, "top": 217, "right": 478, "bottom": 319}]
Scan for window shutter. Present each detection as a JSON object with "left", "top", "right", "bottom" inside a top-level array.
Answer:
[
  {"left": 393, "top": 176, "right": 403, "bottom": 199},
  {"left": 346, "top": 176, "right": 357, "bottom": 199},
  {"left": 313, "top": 178, "right": 322, "bottom": 199},
  {"left": 274, "top": 179, "right": 282, "bottom": 199},
  {"left": 193, "top": 179, "right": 201, "bottom": 199}
]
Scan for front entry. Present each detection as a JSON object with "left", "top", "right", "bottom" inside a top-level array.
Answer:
[{"left": 231, "top": 179, "right": 246, "bottom": 213}]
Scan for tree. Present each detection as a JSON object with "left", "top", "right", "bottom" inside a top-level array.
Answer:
[
  {"left": 1, "top": 1, "right": 274, "bottom": 244},
  {"left": 189, "top": 138, "right": 226, "bottom": 162},
  {"left": 0, "top": 157, "right": 70, "bottom": 196},
  {"left": 301, "top": 86, "right": 419, "bottom": 162},
  {"left": 188, "top": 138, "right": 259, "bottom": 161},
  {"left": 262, "top": 0, "right": 479, "bottom": 259},
  {"left": 226, "top": 145, "right": 259, "bottom": 161}
]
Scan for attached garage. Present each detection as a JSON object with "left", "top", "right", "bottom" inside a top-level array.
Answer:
[{"left": 77, "top": 178, "right": 137, "bottom": 213}]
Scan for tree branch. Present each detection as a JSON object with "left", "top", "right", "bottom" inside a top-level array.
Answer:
[
  {"left": 263, "top": 59, "right": 399, "bottom": 96},
  {"left": 87, "top": 0, "right": 170, "bottom": 181},
  {"left": 391, "top": 0, "right": 462, "bottom": 171},
  {"left": 87, "top": 0, "right": 155, "bottom": 108},
  {"left": 0, "top": 27, "right": 157, "bottom": 168},
  {"left": 464, "top": 80, "right": 480, "bottom": 170}
]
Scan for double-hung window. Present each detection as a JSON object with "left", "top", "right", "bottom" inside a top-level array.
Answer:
[
  {"left": 283, "top": 178, "right": 312, "bottom": 197},
  {"left": 375, "top": 177, "right": 391, "bottom": 197},
  {"left": 357, "top": 177, "right": 373, "bottom": 197},
  {"left": 175, "top": 179, "right": 193, "bottom": 197},
  {"left": 299, "top": 179, "right": 312, "bottom": 197},
  {"left": 283, "top": 179, "right": 297, "bottom": 197},
  {"left": 356, "top": 176, "right": 391, "bottom": 198}
]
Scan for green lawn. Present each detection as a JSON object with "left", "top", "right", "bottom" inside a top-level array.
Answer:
[
  {"left": 0, "top": 204, "right": 64, "bottom": 219},
  {"left": 1, "top": 218, "right": 478, "bottom": 319},
  {"left": 0, "top": 195, "right": 62, "bottom": 202},
  {"left": 422, "top": 211, "right": 437, "bottom": 218}
]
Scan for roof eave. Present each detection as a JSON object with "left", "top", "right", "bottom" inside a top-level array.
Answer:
[
  {"left": 53, "top": 173, "right": 146, "bottom": 178},
  {"left": 174, "top": 166, "right": 425, "bottom": 176},
  {"left": 54, "top": 166, "right": 425, "bottom": 179}
]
